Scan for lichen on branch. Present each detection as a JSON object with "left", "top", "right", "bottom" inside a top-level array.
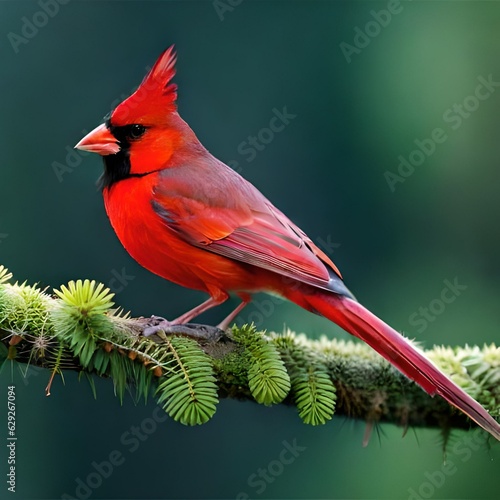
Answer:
[{"left": 0, "top": 264, "right": 499, "bottom": 438}]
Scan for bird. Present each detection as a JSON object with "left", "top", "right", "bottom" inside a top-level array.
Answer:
[{"left": 75, "top": 46, "right": 500, "bottom": 440}]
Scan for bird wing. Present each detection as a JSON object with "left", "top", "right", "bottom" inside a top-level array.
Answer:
[{"left": 152, "top": 160, "right": 348, "bottom": 294}]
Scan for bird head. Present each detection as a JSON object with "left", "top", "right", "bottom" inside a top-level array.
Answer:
[{"left": 75, "top": 46, "right": 193, "bottom": 189}]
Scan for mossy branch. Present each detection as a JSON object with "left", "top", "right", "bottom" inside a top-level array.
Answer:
[{"left": 1, "top": 265, "right": 499, "bottom": 438}]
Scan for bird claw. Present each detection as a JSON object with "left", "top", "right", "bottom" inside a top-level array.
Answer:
[
  {"left": 148, "top": 315, "right": 168, "bottom": 324},
  {"left": 141, "top": 318, "right": 173, "bottom": 338},
  {"left": 141, "top": 317, "right": 224, "bottom": 342}
]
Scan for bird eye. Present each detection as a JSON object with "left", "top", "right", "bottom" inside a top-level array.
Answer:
[{"left": 129, "top": 124, "right": 146, "bottom": 140}]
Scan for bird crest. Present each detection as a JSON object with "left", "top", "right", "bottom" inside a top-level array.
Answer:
[{"left": 111, "top": 45, "right": 178, "bottom": 125}]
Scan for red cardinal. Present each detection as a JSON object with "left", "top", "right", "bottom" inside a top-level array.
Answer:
[{"left": 76, "top": 46, "right": 500, "bottom": 440}]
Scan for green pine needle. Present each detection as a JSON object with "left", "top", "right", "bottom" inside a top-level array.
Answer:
[
  {"left": 293, "top": 368, "right": 336, "bottom": 425},
  {"left": 54, "top": 280, "right": 115, "bottom": 316},
  {"left": 274, "top": 334, "right": 336, "bottom": 425},
  {"left": 0, "top": 282, "right": 52, "bottom": 335},
  {"left": 0, "top": 265, "right": 13, "bottom": 285},
  {"left": 51, "top": 280, "right": 120, "bottom": 368},
  {"left": 233, "top": 325, "right": 290, "bottom": 406},
  {"left": 155, "top": 336, "right": 218, "bottom": 425}
]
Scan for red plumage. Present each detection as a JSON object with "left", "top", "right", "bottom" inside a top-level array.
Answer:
[{"left": 76, "top": 46, "right": 500, "bottom": 440}]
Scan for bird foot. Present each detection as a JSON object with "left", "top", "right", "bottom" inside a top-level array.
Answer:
[{"left": 140, "top": 316, "right": 224, "bottom": 342}]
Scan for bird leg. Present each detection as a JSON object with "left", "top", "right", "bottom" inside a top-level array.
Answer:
[
  {"left": 176, "top": 297, "right": 229, "bottom": 324},
  {"left": 217, "top": 295, "right": 251, "bottom": 330}
]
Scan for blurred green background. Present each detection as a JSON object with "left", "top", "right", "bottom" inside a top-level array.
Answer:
[{"left": 1, "top": 1, "right": 500, "bottom": 498}]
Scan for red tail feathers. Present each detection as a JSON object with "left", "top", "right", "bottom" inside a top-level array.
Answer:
[{"left": 289, "top": 289, "right": 500, "bottom": 440}]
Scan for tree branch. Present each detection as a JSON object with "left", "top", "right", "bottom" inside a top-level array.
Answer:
[{"left": 1, "top": 265, "right": 499, "bottom": 437}]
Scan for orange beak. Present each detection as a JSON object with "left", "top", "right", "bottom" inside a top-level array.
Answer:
[{"left": 75, "top": 123, "right": 120, "bottom": 155}]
